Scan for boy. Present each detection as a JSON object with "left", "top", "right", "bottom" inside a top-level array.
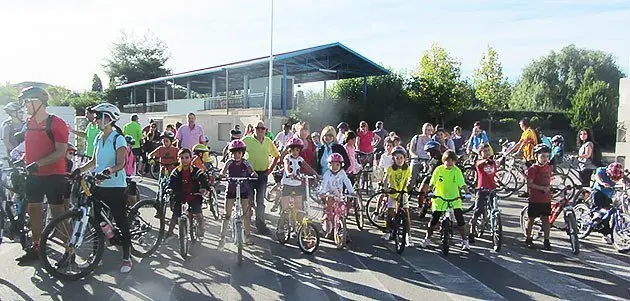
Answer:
[
  {"left": 524, "top": 144, "right": 553, "bottom": 250},
  {"left": 376, "top": 137, "right": 395, "bottom": 183},
  {"left": 590, "top": 162, "right": 624, "bottom": 244},
  {"left": 192, "top": 143, "right": 211, "bottom": 171},
  {"left": 166, "top": 148, "right": 209, "bottom": 240},
  {"left": 469, "top": 143, "right": 496, "bottom": 243},
  {"left": 149, "top": 131, "right": 179, "bottom": 175},
  {"left": 421, "top": 150, "right": 472, "bottom": 251}
]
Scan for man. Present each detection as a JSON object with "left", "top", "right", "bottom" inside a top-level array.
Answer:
[
  {"left": 72, "top": 107, "right": 100, "bottom": 158},
  {"left": 176, "top": 112, "right": 205, "bottom": 150},
  {"left": 273, "top": 123, "right": 293, "bottom": 152},
  {"left": 242, "top": 121, "right": 280, "bottom": 234},
  {"left": 18, "top": 86, "right": 69, "bottom": 262},
  {"left": 512, "top": 117, "right": 538, "bottom": 197},
  {"left": 123, "top": 114, "right": 145, "bottom": 175},
  {"left": 373, "top": 121, "right": 388, "bottom": 158},
  {"left": 408, "top": 123, "right": 434, "bottom": 190},
  {"left": 1, "top": 102, "right": 25, "bottom": 154}
]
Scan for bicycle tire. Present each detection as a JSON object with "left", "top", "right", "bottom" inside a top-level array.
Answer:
[
  {"left": 476, "top": 211, "right": 487, "bottom": 238},
  {"left": 208, "top": 189, "right": 219, "bottom": 220},
  {"left": 236, "top": 222, "right": 244, "bottom": 265},
  {"left": 495, "top": 169, "right": 517, "bottom": 198},
  {"left": 178, "top": 217, "right": 189, "bottom": 259},
  {"left": 613, "top": 213, "right": 630, "bottom": 254},
  {"left": 190, "top": 215, "right": 198, "bottom": 243},
  {"left": 393, "top": 212, "right": 407, "bottom": 255},
  {"left": 276, "top": 210, "right": 290, "bottom": 244},
  {"left": 441, "top": 219, "right": 450, "bottom": 256},
  {"left": 128, "top": 199, "right": 165, "bottom": 258},
  {"left": 297, "top": 222, "right": 320, "bottom": 254},
  {"left": 365, "top": 192, "right": 388, "bottom": 230},
  {"left": 39, "top": 210, "right": 105, "bottom": 281},
  {"left": 491, "top": 212, "right": 502, "bottom": 252},
  {"left": 354, "top": 193, "right": 364, "bottom": 231},
  {"left": 565, "top": 211, "right": 580, "bottom": 255},
  {"left": 334, "top": 215, "right": 347, "bottom": 250},
  {"left": 519, "top": 206, "right": 529, "bottom": 237},
  {"left": 573, "top": 203, "right": 592, "bottom": 239}
]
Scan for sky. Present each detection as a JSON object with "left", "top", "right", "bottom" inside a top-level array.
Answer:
[{"left": 1, "top": 0, "right": 629, "bottom": 91}]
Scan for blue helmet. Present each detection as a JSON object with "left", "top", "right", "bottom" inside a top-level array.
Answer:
[{"left": 424, "top": 140, "right": 441, "bottom": 152}]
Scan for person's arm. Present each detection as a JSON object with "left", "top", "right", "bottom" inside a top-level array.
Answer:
[
  {"left": 580, "top": 142, "right": 593, "bottom": 159},
  {"left": 37, "top": 120, "right": 69, "bottom": 168},
  {"left": 408, "top": 136, "right": 418, "bottom": 158},
  {"left": 526, "top": 167, "right": 549, "bottom": 192},
  {"left": 371, "top": 134, "right": 381, "bottom": 148},
  {"left": 343, "top": 172, "right": 355, "bottom": 194},
  {"left": 336, "top": 144, "right": 351, "bottom": 171},
  {"left": 109, "top": 144, "right": 127, "bottom": 174},
  {"left": 148, "top": 147, "right": 161, "bottom": 159},
  {"left": 72, "top": 128, "right": 87, "bottom": 138},
  {"left": 198, "top": 127, "right": 205, "bottom": 144},
  {"left": 318, "top": 172, "right": 329, "bottom": 196},
  {"left": 301, "top": 160, "right": 318, "bottom": 176},
  {"left": 266, "top": 141, "right": 281, "bottom": 175},
  {"left": 221, "top": 160, "right": 231, "bottom": 176},
  {"left": 595, "top": 169, "right": 612, "bottom": 187}
]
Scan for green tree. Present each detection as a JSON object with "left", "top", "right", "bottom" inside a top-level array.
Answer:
[
  {"left": 473, "top": 46, "right": 511, "bottom": 112},
  {"left": 0, "top": 84, "right": 18, "bottom": 105},
  {"left": 569, "top": 67, "right": 615, "bottom": 133},
  {"left": 92, "top": 74, "right": 103, "bottom": 92},
  {"left": 46, "top": 86, "right": 72, "bottom": 106},
  {"left": 68, "top": 91, "right": 104, "bottom": 111}
]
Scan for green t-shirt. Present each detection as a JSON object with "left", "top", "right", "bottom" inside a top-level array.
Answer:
[
  {"left": 123, "top": 121, "right": 143, "bottom": 149},
  {"left": 85, "top": 122, "right": 100, "bottom": 157},
  {"left": 429, "top": 165, "right": 466, "bottom": 211},
  {"left": 242, "top": 135, "right": 280, "bottom": 171}
]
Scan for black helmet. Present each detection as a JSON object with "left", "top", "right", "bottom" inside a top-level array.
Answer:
[
  {"left": 533, "top": 144, "right": 551, "bottom": 154},
  {"left": 125, "top": 135, "right": 136, "bottom": 146},
  {"left": 551, "top": 135, "right": 564, "bottom": 143},
  {"left": 337, "top": 122, "right": 349, "bottom": 130},
  {"left": 18, "top": 86, "right": 49, "bottom": 105}
]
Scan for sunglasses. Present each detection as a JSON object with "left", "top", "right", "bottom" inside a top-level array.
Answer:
[{"left": 256, "top": 126, "right": 266, "bottom": 130}]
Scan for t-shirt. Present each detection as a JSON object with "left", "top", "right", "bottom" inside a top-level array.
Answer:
[
  {"left": 191, "top": 155, "right": 205, "bottom": 171},
  {"left": 476, "top": 160, "right": 497, "bottom": 189},
  {"left": 176, "top": 124, "right": 204, "bottom": 150},
  {"left": 123, "top": 121, "right": 143, "bottom": 150},
  {"left": 430, "top": 165, "right": 466, "bottom": 211},
  {"left": 94, "top": 132, "right": 127, "bottom": 188},
  {"left": 319, "top": 143, "right": 334, "bottom": 175},
  {"left": 300, "top": 137, "right": 317, "bottom": 169},
  {"left": 527, "top": 164, "right": 552, "bottom": 203},
  {"left": 344, "top": 144, "right": 358, "bottom": 175},
  {"left": 592, "top": 167, "right": 616, "bottom": 199},
  {"left": 282, "top": 155, "right": 305, "bottom": 187},
  {"left": 411, "top": 135, "right": 431, "bottom": 160},
  {"left": 242, "top": 135, "right": 280, "bottom": 172},
  {"left": 273, "top": 131, "right": 293, "bottom": 150},
  {"left": 379, "top": 153, "right": 393, "bottom": 169},
  {"left": 373, "top": 128, "right": 388, "bottom": 150},
  {"left": 468, "top": 134, "right": 489, "bottom": 151},
  {"left": 181, "top": 169, "right": 196, "bottom": 202},
  {"left": 357, "top": 130, "right": 376, "bottom": 153},
  {"left": 1, "top": 119, "right": 23, "bottom": 151},
  {"left": 152, "top": 146, "right": 179, "bottom": 173},
  {"left": 386, "top": 166, "right": 412, "bottom": 200},
  {"left": 319, "top": 169, "right": 353, "bottom": 196},
  {"left": 85, "top": 122, "right": 100, "bottom": 157},
  {"left": 521, "top": 128, "right": 538, "bottom": 161},
  {"left": 337, "top": 131, "right": 346, "bottom": 145},
  {"left": 225, "top": 159, "right": 253, "bottom": 195},
  {"left": 452, "top": 136, "right": 465, "bottom": 154},
  {"left": 24, "top": 115, "right": 69, "bottom": 176}
]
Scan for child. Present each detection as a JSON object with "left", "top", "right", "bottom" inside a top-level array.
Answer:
[
  {"left": 124, "top": 135, "right": 138, "bottom": 205},
  {"left": 280, "top": 137, "right": 319, "bottom": 214},
  {"left": 166, "top": 148, "right": 209, "bottom": 241},
  {"left": 550, "top": 135, "right": 564, "bottom": 166},
  {"left": 149, "top": 131, "right": 179, "bottom": 175},
  {"left": 63, "top": 144, "right": 77, "bottom": 210},
  {"left": 376, "top": 137, "right": 395, "bottom": 182},
  {"left": 421, "top": 150, "right": 472, "bottom": 251},
  {"left": 524, "top": 144, "right": 553, "bottom": 250},
  {"left": 382, "top": 146, "right": 414, "bottom": 247},
  {"left": 192, "top": 143, "right": 211, "bottom": 171},
  {"left": 343, "top": 131, "right": 359, "bottom": 184},
  {"left": 319, "top": 153, "right": 354, "bottom": 236},
  {"left": 415, "top": 140, "right": 444, "bottom": 214},
  {"left": 589, "top": 162, "right": 624, "bottom": 244},
  {"left": 469, "top": 143, "right": 496, "bottom": 243},
  {"left": 220, "top": 140, "right": 257, "bottom": 248}
]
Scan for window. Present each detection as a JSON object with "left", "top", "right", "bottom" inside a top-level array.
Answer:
[{"left": 218, "top": 123, "right": 232, "bottom": 142}]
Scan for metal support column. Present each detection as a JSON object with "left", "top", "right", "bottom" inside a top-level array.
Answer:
[
  {"left": 323, "top": 81, "right": 327, "bottom": 104},
  {"left": 146, "top": 88, "right": 150, "bottom": 103},
  {"left": 282, "top": 64, "right": 287, "bottom": 116},
  {"left": 243, "top": 74, "right": 249, "bottom": 108},
  {"left": 186, "top": 80, "right": 191, "bottom": 99},
  {"left": 129, "top": 90, "right": 134, "bottom": 104},
  {"left": 152, "top": 86, "right": 156, "bottom": 102},
  {"left": 225, "top": 69, "right": 229, "bottom": 115},
  {"left": 164, "top": 81, "right": 168, "bottom": 101},
  {"left": 211, "top": 77, "right": 216, "bottom": 97},
  {"left": 363, "top": 76, "right": 367, "bottom": 101}
]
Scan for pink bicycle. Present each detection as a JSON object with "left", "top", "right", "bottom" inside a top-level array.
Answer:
[{"left": 322, "top": 194, "right": 357, "bottom": 249}]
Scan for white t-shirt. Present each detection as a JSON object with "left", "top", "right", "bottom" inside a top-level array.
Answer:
[
  {"left": 274, "top": 131, "right": 293, "bottom": 150},
  {"left": 319, "top": 169, "right": 354, "bottom": 196},
  {"left": 337, "top": 131, "right": 346, "bottom": 145},
  {"left": 379, "top": 153, "right": 393, "bottom": 169},
  {"left": 281, "top": 155, "right": 305, "bottom": 186}
]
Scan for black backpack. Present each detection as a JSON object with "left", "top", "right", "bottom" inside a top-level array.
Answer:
[
  {"left": 25, "top": 114, "right": 57, "bottom": 143},
  {"left": 591, "top": 141, "right": 604, "bottom": 167}
]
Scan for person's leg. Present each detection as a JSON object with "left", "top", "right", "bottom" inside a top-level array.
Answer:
[
  {"left": 99, "top": 188, "right": 131, "bottom": 259},
  {"left": 190, "top": 200, "right": 204, "bottom": 239},
  {"left": 167, "top": 200, "right": 183, "bottom": 236},
  {"left": 25, "top": 176, "right": 45, "bottom": 252},
  {"left": 221, "top": 198, "right": 235, "bottom": 241},
  {"left": 454, "top": 209, "right": 467, "bottom": 240},
  {"left": 241, "top": 196, "right": 253, "bottom": 241},
  {"left": 254, "top": 171, "right": 268, "bottom": 232},
  {"left": 469, "top": 190, "right": 487, "bottom": 241}
]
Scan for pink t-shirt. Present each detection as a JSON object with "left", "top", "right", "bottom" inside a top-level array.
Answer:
[
  {"left": 357, "top": 130, "right": 375, "bottom": 153},
  {"left": 125, "top": 147, "right": 135, "bottom": 176},
  {"left": 176, "top": 124, "right": 204, "bottom": 150},
  {"left": 345, "top": 144, "right": 358, "bottom": 175}
]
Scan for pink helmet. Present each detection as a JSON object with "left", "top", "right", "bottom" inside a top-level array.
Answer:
[
  {"left": 287, "top": 137, "right": 304, "bottom": 149},
  {"left": 228, "top": 140, "right": 246, "bottom": 152},
  {"left": 606, "top": 162, "right": 624, "bottom": 181},
  {"left": 328, "top": 153, "right": 344, "bottom": 164}
]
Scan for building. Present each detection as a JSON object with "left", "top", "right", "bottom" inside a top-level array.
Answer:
[{"left": 616, "top": 78, "right": 630, "bottom": 159}]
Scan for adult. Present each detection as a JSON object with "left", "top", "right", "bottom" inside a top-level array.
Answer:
[
  {"left": 75, "top": 103, "right": 132, "bottom": 273},
  {"left": 317, "top": 125, "right": 350, "bottom": 175},
  {"left": 245, "top": 124, "right": 255, "bottom": 137},
  {"left": 356, "top": 121, "right": 381, "bottom": 154},
  {"left": 451, "top": 126, "right": 466, "bottom": 156},
  {"left": 1, "top": 102, "right": 24, "bottom": 153},
  {"left": 576, "top": 128, "right": 597, "bottom": 187},
  {"left": 408, "top": 123, "right": 434, "bottom": 188},
  {"left": 294, "top": 121, "right": 317, "bottom": 169},
  {"left": 373, "top": 121, "right": 388, "bottom": 158},
  {"left": 143, "top": 123, "right": 161, "bottom": 154},
  {"left": 466, "top": 126, "right": 489, "bottom": 154},
  {"left": 142, "top": 119, "right": 155, "bottom": 135},
  {"left": 18, "top": 86, "right": 69, "bottom": 262},
  {"left": 176, "top": 112, "right": 205, "bottom": 150},
  {"left": 336, "top": 122, "right": 349, "bottom": 145},
  {"left": 242, "top": 121, "right": 280, "bottom": 234},
  {"left": 123, "top": 114, "right": 145, "bottom": 175},
  {"left": 512, "top": 118, "right": 538, "bottom": 163},
  {"left": 72, "top": 107, "right": 99, "bottom": 158},
  {"left": 273, "top": 122, "right": 293, "bottom": 151},
  {"left": 311, "top": 132, "right": 321, "bottom": 149}
]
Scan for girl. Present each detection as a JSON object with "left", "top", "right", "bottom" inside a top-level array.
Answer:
[
  {"left": 124, "top": 135, "right": 138, "bottom": 206},
  {"left": 318, "top": 153, "right": 354, "bottom": 236},
  {"left": 344, "top": 131, "right": 359, "bottom": 184},
  {"left": 382, "top": 146, "right": 414, "bottom": 247},
  {"left": 149, "top": 131, "right": 179, "bottom": 175},
  {"left": 280, "top": 137, "right": 319, "bottom": 215},
  {"left": 220, "top": 140, "right": 257, "bottom": 247},
  {"left": 576, "top": 129, "right": 596, "bottom": 187}
]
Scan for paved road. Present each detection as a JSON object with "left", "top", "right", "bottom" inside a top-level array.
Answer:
[{"left": 0, "top": 178, "right": 629, "bottom": 301}]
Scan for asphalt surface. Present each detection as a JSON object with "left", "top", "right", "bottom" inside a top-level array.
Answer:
[{"left": 0, "top": 178, "right": 629, "bottom": 301}]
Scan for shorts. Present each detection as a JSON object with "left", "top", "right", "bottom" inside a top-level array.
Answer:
[
  {"left": 430, "top": 209, "right": 465, "bottom": 227},
  {"left": 282, "top": 185, "right": 306, "bottom": 197},
  {"left": 63, "top": 180, "right": 72, "bottom": 199},
  {"left": 132, "top": 148, "right": 147, "bottom": 162},
  {"left": 226, "top": 191, "right": 249, "bottom": 199},
  {"left": 387, "top": 194, "right": 409, "bottom": 209},
  {"left": 171, "top": 199, "right": 203, "bottom": 218},
  {"left": 592, "top": 190, "right": 613, "bottom": 209},
  {"left": 25, "top": 175, "right": 66, "bottom": 205},
  {"left": 527, "top": 202, "right": 552, "bottom": 218},
  {"left": 473, "top": 190, "right": 490, "bottom": 217}
]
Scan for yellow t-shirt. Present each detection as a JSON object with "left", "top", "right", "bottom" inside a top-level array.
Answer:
[
  {"left": 521, "top": 128, "right": 538, "bottom": 161},
  {"left": 242, "top": 135, "right": 280, "bottom": 171},
  {"left": 429, "top": 165, "right": 466, "bottom": 211},
  {"left": 385, "top": 166, "right": 412, "bottom": 200}
]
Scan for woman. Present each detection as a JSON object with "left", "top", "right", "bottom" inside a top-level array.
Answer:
[
  {"left": 356, "top": 120, "right": 381, "bottom": 154},
  {"left": 75, "top": 103, "right": 132, "bottom": 273},
  {"left": 451, "top": 126, "right": 465, "bottom": 156},
  {"left": 433, "top": 128, "right": 455, "bottom": 152},
  {"left": 576, "top": 128, "right": 596, "bottom": 187},
  {"left": 294, "top": 121, "right": 317, "bottom": 169},
  {"left": 317, "top": 125, "right": 350, "bottom": 175}
]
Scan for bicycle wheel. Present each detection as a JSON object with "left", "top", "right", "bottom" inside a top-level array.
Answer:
[
  {"left": 366, "top": 192, "right": 388, "bottom": 230},
  {"left": 178, "top": 217, "right": 189, "bottom": 259},
  {"left": 333, "top": 215, "right": 347, "bottom": 250},
  {"left": 462, "top": 165, "right": 477, "bottom": 188},
  {"left": 491, "top": 211, "right": 502, "bottom": 252},
  {"left": 612, "top": 212, "right": 630, "bottom": 253},
  {"left": 235, "top": 221, "right": 244, "bottom": 265},
  {"left": 148, "top": 163, "right": 159, "bottom": 180},
  {"left": 39, "top": 210, "right": 105, "bottom": 281},
  {"left": 354, "top": 194, "right": 364, "bottom": 231},
  {"left": 207, "top": 189, "right": 219, "bottom": 220},
  {"left": 128, "top": 199, "right": 165, "bottom": 257},
  {"left": 519, "top": 206, "right": 529, "bottom": 237},
  {"left": 393, "top": 212, "right": 407, "bottom": 255},
  {"left": 476, "top": 211, "right": 487, "bottom": 238},
  {"left": 495, "top": 169, "right": 517, "bottom": 198},
  {"left": 573, "top": 203, "right": 593, "bottom": 239},
  {"left": 190, "top": 215, "right": 198, "bottom": 243},
  {"left": 565, "top": 210, "right": 580, "bottom": 255},
  {"left": 551, "top": 173, "right": 575, "bottom": 199},
  {"left": 276, "top": 210, "right": 290, "bottom": 244},
  {"left": 440, "top": 219, "right": 450, "bottom": 256},
  {"left": 297, "top": 222, "right": 320, "bottom": 254}
]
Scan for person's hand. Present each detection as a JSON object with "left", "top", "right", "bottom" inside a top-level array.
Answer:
[
  {"left": 199, "top": 188, "right": 208, "bottom": 195},
  {"left": 70, "top": 168, "right": 82, "bottom": 180}
]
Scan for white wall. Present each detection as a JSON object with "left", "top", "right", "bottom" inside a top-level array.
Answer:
[
  {"left": 616, "top": 78, "right": 630, "bottom": 159},
  {"left": 167, "top": 99, "right": 205, "bottom": 115}
]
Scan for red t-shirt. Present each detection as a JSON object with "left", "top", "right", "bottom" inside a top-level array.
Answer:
[
  {"left": 300, "top": 139, "right": 317, "bottom": 169},
  {"left": 527, "top": 164, "right": 552, "bottom": 203},
  {"left": 153, "top": 146, "right": 179, "bottom": 172},
  {"left": 357, "top": 130, "right": 375, "bottom": 153},
  {"left": 25, "top": 115, "right": 69, "bottom": 176},
  {"left": 181, "top": 169, "right": 195, "bottom": 202},
  {"left": 476, "top": 160, "right": 497, "bottom": 189}
]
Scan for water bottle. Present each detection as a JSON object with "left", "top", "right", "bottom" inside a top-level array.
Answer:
[{"left": 100, "top": 222, "right": 114, "bottom": 239}]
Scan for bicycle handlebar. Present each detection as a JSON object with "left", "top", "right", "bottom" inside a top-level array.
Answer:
[
  {"left": 427, "top": 193, "right": 472, "bottom": 202},
  {"left": 219, "top": 176, "right": 259, "bottom": 182}
]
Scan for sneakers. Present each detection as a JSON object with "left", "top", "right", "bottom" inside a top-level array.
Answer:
[
  {"left": 525, "top": 237, "right": 535, "bottom": 249},
  {"left": 468, "top": 233, "right": 475, "bottom": 244},
  {"left": 421, "top": 238, "right": 430, "bottom": 248},
  {"left": 16, "top": 247, "right": 39, "bottom": 263},
  {"left": 542, "top": 240, "right": 552, "bottom": 251},
  {"left": 405, "top": 234, "right": 414, "bottom": 247},
  {"left": 462, "top": 239, "right": 470, "bottom": 251},
  {"left": 120, "top": 259, "right": 133, "bottom": 273},
  {"left": 602, "top": 235, "right": 613, "bottom": 245},
  {"left": 381, "top": 232, "right": 392, "bottom": 240}
]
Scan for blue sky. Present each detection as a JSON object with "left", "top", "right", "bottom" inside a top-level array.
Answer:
[{"left": 1, "top": 0, "right": 628, "bottom": 91}]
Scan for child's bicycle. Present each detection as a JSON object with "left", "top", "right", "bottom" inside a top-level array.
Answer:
[
  {"left": 383, "top": 188, "right": 412, "bottom": 255},
  {"left": 472, "top": 189, "right": 503, "bottom": 252},
  {"left": 203, "top": 167, "right": 222, "bottom": 220},
  {"left": 427, "top": 193, "right": 473, "bottom": 256},
  {"left": 167, "top": 190, "right": 204, "bottom": 259},
  {"left": 220, "top": 176, "right": 257, "bottom": 265},
  {"left": 276, "top": 175, "right": 320, "bottom": 254},
  {"left": 519, "top": 187, "right": 580, "bottom": 255},
  {"left": 322, "top": 194, "right": 358, "bottom": 249}
]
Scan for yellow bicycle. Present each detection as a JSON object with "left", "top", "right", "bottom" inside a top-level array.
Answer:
[{"left": 275, "top": 175, "right": 320, "bottom": 254}]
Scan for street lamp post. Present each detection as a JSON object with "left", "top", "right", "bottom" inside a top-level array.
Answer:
[{"left": 267, "top": 0, "right": 274, "bottom": 130}]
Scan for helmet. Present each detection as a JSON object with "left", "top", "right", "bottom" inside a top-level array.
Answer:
[
  {"left": 3, "top": 102, "right": 22, "bottom": 113},
  {"left": 287, "top": 137, "right": 304, "bottom": 149},
  {"left": 125, "top": 135, "right": 136, "bottom": 146},
  {"left": 607, "top": 163, "right": 624, "bottom": 181},
  {"left": 424, "top": 140, "right": 441, "bottom": 152},
  {"left": 533, "top": 144, "right": 551, "bottom": 154},
  {"left": 311, "top": 132, "right": 320, "bottom": 137},
  {"left": 337, "top": 122, "right": 349, "bottom": 130},
  {"left": 228, "top": 140, "right": 246, "bottom": 152},
  {"left": 328, "top": 153, "right": 344, "bottom": 163},
  {"left": 202, "top": 135, "right": 209, "bottom": 143},
  {"left": 391, "top": 146, "right": 407, "bottom": 157},
  {"left": 552, "top": 135, "right": 564, "bottom": 143},
  {"left": 91, "top": 103, "right": 121, "bottom": 122},
  {"left": 498, "top": 137, "right": 509, "bottom": 146},
  {"left": 18, "top": 86, "right": 49, "bottom": 104},
  {"left": 193, "top": 143, "right": 210, "bottom": 153},
  {"left": 161, "top": 131, "right": 175, "bottom": 140}
]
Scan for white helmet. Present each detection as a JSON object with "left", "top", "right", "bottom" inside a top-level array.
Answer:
[
  {"left": 3, "top": 102, "right": 22, "bottom": 113},
  {"left": 91, "top": 103, "right": 121, "bottom": 122}
]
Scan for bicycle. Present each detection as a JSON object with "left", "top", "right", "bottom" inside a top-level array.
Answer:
[
  {"left": 276, "top": 175, "right": 320, "bottom": 254},
  {"left": 519, "top": 188, "right": 580, "bottom": 255},
  {"left": 355, "top": 151, "right": 375, "bottom": 195},
  {"left": 202, "top": 167, "right": 221, "bottom": 220},
  {"left": 150, "top": 162, "right": 179, "bottom": 221},
  {"left": 0, "top": 160, "right": 30, "bottom": 248},
  {"left": 322, "top": 194, "right": 358, "bottom": 249},
  {"left": 384, "top": 188, "right": 412, "bottom": 255},
  {"left": 39, "top": 173, "right": 165, "bottom": 281},
  {"left": 471, "top": 189, "right": 503, "bottom": 252},
  {"left": 220, "top": 176, "right": 257, "bottom": 265},
  {"left": 427, "top": 193, "right": 472, "bottom": 256},
  {"left": 167, "top": 190, "right": 204, "bottom": 259}
]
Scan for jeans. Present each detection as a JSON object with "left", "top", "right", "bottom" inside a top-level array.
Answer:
[{"left": 253, "top": 171, "right": 268, "bottom": 229}]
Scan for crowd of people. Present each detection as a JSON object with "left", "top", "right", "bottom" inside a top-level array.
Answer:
[{"left": 1, "top": 85, "right": 622, "bottom": 276}]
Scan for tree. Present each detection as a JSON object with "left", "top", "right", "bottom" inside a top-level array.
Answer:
[
  {"left": 569, "top": 67, "right": 615, "bottom": 133},
  {"left": 68, "top": 91, "right": 104, "bottom": 111},
  {"left": 0, "top": 84, "right": 18, "bottom": 105},
  {"left": 46, "top": 86, "right": 72, "bottom": 106},
  {"left": 473, "top": 46, "right": 511, "bottom": 112},
  {"left": 92, "top": 74, "right": 103, "bottom": 92}
]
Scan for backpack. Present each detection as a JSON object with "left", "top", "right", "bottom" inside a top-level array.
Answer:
[
  {"left": 96, "top": 130, "right": 124, "bottom": 176},
  {"left": 591, "top": 141, "right": 604, "bottom": 167},
  {"left": 25, "top": 114, "right": 56, "bottom": 143}
]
